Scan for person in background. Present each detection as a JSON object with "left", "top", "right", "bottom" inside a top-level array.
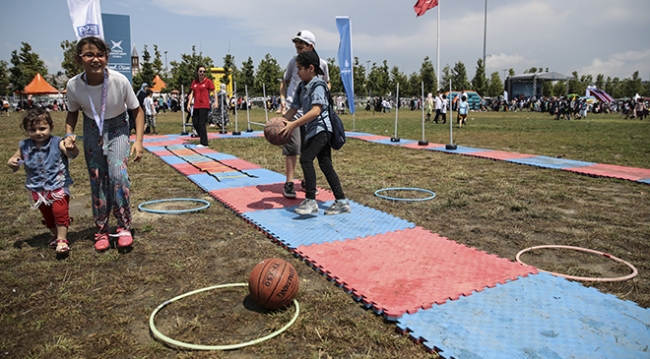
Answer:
[
  {"left": 458, "top": 95, "right": 469, "bottom": 128},
  {"left": 424, "top": 93, "right": 434, "bottom": 122},
  {"left": 187, "top": 65, "right": 215, "bottom": 148},
  {"left": 144, "top": 89, "right": 157, "bottom": 134}
]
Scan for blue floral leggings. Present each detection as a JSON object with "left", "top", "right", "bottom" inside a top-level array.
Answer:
[{"left": 83, "top": 113, "right": 132, "bottom": 233}]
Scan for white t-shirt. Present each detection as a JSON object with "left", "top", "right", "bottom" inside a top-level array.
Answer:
[
  {"left": 66, "top": 69, "right": 139, "bottom": 119},
  {"left": 143, "top": 97, "right": 155, "bottom": 116},
  {"left": 283, "top": 56, "right": 329, "bottom": 109},
  {"left": 435, "top": 95, "right": 442, "bottom": 110}
]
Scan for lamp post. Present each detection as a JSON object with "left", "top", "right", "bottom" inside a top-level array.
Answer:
[
  {"left": 164, "top": 51, "right": 168, "bottom": 71},
  {"left": 502, "top": 69, "right": 508, "bottom": 81}
]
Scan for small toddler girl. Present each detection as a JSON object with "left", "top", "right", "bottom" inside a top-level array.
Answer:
[{"left": 7, "top": 108, "right": 79, "bottom": 255}]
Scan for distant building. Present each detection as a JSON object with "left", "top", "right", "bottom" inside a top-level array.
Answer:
[
  {"left": 505, "top": 72, "right": 570, "bottom": 99},
  {"left": 131, "top": 45, "right": 140, "bottom": 77}
]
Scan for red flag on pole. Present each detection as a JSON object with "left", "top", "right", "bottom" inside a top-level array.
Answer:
[{"left": 414, "top": 0, "right": 439, "bottom": 17}]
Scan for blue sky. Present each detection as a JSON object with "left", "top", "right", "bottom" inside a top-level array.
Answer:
[{"left": 1, "top": 0, "right": 649, "bottom": 83}]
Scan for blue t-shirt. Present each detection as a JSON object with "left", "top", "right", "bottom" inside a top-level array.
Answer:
[
  {"left": 291, "top": 77, "right": 331, "bottom": 141},
  {"left": 459, "top": 101, "right": 469, "bottom": 115},
  {"left": 20, "top": 136, "right": 73, "bottom": 192}
]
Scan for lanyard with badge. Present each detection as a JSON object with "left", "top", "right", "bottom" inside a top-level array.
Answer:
[{"left": 83, "top": 69, "right": 109, "bottom": 152}]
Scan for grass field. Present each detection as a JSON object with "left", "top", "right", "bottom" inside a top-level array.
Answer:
[{"left": 1, "top": 107, "right": 648, "bottom": 358}]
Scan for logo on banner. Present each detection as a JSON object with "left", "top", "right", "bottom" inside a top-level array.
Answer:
[
  {"left": 76, "top": 24, "right": 101, "bottom": 38},
  {"left": 110, "top": 40, "right": 123, "bottom": 52},
  {"left": 108, "top": 39, "right": 128, "bottom": 59}
]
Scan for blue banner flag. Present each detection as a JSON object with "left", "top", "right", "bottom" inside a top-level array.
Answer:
[
  {"left": 102, "top": 13, "right": 132, "bottom": 83},
  {"left": 336, "top": 16, "right": 355, "bottom": 114}
]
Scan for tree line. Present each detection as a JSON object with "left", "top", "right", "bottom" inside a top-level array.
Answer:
[{"left": 2, "top": 41, "right": 648, "bottom": 100}]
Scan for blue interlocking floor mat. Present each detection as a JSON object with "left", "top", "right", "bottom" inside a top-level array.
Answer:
[
  {"left": 241, "top": 200, "right": 415, "bottom": 249},
  {"left": 396, "top": 272, "right": 650, "bottom": 359}
]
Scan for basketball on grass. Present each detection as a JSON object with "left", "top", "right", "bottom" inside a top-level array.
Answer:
[
  {"left": 264, "top": 117, "right": 291, "bottom": 146},
  {"left": 248, "top": 258, "right": 299, "bottom": 310}
]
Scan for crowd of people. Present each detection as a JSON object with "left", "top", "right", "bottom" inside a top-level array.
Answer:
[{"left": 482, "top": 95, "right": 647, "bottom": 120}]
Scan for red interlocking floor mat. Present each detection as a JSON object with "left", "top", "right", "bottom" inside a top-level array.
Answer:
[{"left": 295, "top": 227, "right": 537, "bottom": 319}]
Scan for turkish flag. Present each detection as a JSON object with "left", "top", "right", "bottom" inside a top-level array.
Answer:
[{"left": 414, "top": 0, "right": 439, "bottom": 17}]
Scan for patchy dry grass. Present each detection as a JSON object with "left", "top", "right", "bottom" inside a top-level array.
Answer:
[{"left": 0, "top": 107, "right": 648, "bottom": 358}]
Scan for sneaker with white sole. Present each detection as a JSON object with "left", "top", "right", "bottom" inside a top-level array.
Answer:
[
  {"left": 294, "top": 199, "right": 318, "bottom": 215},
  {"left": 112, "top": 227, "right": 133, "bottom": 248},
  {"left": 283, "top": 181, "right": 296, "bottom": 199},
  {"left": 324, "top": 199, "right": 351, "bottom": 215}
]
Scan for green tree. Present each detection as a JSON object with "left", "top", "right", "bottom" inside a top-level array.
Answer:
[
  {"left": 327, "top": 57, "right": 343, "bottom": 94},
  {"left": 595, "top": 74, "right": 605, "bottom": 89},
  {"left": 508, "top": 68, "right": 515, "bottom": 77},
  {"left": 624, "top": 71, "right": 643, "bottom": 97},
  {"left": 471, "top": 58, "right": 487, "bottom": 96},
  {"left": 367, "top": 60, "right": 390, "bottom": 96},
  {"left": 523, "top": 67, "right": 538, "bottom": 74},
  {"left": 419, "top": 56, "right": 436, "bottom": 95},
  {"left": 0, "top": 60, "right": 10, "bottom": 96},
  {"left": 352, "top": 57, "right": 366, "bottom": 98},
  {"left": 222, "top": 54, "right": 236, "bottom": 88},
  {"left": 552, "top": 80, "right": 567, "bottom": 97},
  {"left": 9, "top": 42, "right": 48, "bottom": 94},
  {"left": 451, "top": 61, "right": 471, "bottom": 90},
  {"left": 255, "top": 53, "right": 283, "bottom": 96},
  {"left": 608, "top": 77, "right": 622, "bottom": 98},
  {"left": 486, "top": 71, "right": 503, "bottom": 97},
  {"left": 542, "top": 81, "right": 553, "bottom": 97},
  {"left": 390, "top": 66, "right": 408, "bottom": 96},
  {"left": 152, "top": 45, "right": 164, "bottom": 75},
  {"left": 440, "top": 64, "right": 452, "bottom": 91},
  {"left": 169, "top": 45, "right": 214, "bottom": 93},
  {"left": 408, "top": 72, "right": 422, "bottom": 97},
  {"left": 133, "top": 45, "right": 156, "bottom": 91},
  {"left": 60, "top": 39, "right": 82, "bottom": 81},
  {"left": 240, "top": 57, "right": 255, "bottom": 95}
]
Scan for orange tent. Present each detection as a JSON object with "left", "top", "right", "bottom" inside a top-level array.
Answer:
[
  {"left": 23, "top": 73, "right": 59, "bottom": 94},
  {"left": 150, "top": 74, "right": 167, "bottom": 92}
]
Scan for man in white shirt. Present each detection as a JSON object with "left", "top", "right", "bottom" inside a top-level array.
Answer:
[{"left": 433, "top": 90, "right": 443, "bottom": 123}]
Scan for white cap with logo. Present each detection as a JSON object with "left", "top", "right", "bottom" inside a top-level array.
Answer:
[{"left": 292, "top": 30, "right": 316, "bottom": 47}]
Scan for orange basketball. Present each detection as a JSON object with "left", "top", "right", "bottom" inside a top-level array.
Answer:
[
  {"left": 248, "top": 258, "right": 299, "bottom": 310},
  {"left": 264, "top": 117, "right": 291, "bottom": 146}
]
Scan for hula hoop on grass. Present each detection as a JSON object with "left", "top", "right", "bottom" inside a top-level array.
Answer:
[
  {"left": 516, "top": 245, "right": 638, "bottom": 282},
  {"left": 374, "top": 187, "right": 436, "bottom": 202},
  {"left": 149, "top": 282, "right": 300, "bottom": 350},
  {"left": 138, "top": 198, "right": 210, "bottom": 214}
]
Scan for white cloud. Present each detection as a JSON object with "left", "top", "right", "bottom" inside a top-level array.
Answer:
[{"left": 580, "top": 49, "right": 650, "bottom": 79}]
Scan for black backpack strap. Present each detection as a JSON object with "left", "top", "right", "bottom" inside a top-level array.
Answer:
[{"left": 309, "top": 82, "right": 333, "bottom": 132}]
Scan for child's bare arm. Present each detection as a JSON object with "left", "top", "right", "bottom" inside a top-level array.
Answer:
[{"left": 7, "top": 148, "right": 22, "bottom": 172}]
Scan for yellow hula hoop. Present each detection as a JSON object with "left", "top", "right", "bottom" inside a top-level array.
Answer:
[{"left": 149, "top": 282, "right": 300, "bottom": 350}]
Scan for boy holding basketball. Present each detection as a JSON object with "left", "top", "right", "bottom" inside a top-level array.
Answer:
[{"left": 279, "top": 51, "right": 350, "bottom": 216}]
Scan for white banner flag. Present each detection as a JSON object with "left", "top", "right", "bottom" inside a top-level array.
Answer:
[{"left": 67, "top": 0, "right": 104, "bottom": 40}]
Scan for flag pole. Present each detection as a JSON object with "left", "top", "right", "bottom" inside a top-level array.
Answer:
[{"left": 436, "top": 2, "right": 441, "bottom": 91}]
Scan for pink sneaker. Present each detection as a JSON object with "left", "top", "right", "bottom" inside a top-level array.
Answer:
[
  {"left": 94, "top": 232, "right": 110, "bottom": 251},
  {"left": 114, "top": 227, "right": 133, "bottom": 248}
]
